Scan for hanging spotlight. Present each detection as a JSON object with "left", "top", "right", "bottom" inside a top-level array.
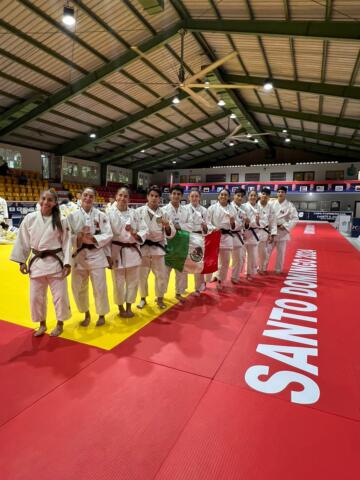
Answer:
[
  {"left": 263, "top": 80, "right": 274, "bottom": 92},
  {"left": 285, "top": 137, "right": 291, "bottom": 143},
  {"left": 254, "top": 138, "right": 259, "bottom": 143},
  {"left": 89, "top": 132, "right": 96, "bottom": 139},
  {"left": 282, "top": 129, "right": 288, "bottom": 133},
  {"left": 217, "top": 99, "right": 226, "bottom": 107},
  {"left": 172, "top": 160, "right": 177, "bottom": 164},
  {"left": 62, "top": 3, "right": 76, "bottom": 27},
  {"left": 230, "top": 113, "right": 237, "bottom": 119},
  {"left": 141, "top": 149, "right": 146, "bottom": 153},
  {"left": 229, "top": 141, "right": 235, "bottom": 147},
  {"left": 172, "top": 96, "right": 180, "bottom": 104},
  {"left": 246, "top": 133, "right": 252, "bottom": 138}
]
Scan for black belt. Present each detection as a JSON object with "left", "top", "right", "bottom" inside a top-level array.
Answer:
[
  {"left": 249, "top": 228, "right": 259, "bottom": 242},
  {"left": 142, "top": 239, "right": 166, "bottom": 253},
  {"left": 193, "top": 230, "right": 202, "bottom": 234},
  {"left": 29, "top": 248, "right": 63, "bottom": 273},
  {"left": 262, "top": 226, "right": 270, "bottom": 234},
  {"left": 234, "top": 231, "right": 245, "bottom": 245},
  {"left": 112, "top": 240, "right": 142, "bottom": 263},
  {"left": 72, "top": 243, "right": 96, "bottom": 258},
  {"left": 220, "top": 229, "right": 234, "bottom": 237}
]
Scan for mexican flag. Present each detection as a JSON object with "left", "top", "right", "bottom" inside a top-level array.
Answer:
[{"left": 165, "top": 230, "right": 221, "bottom": 274}]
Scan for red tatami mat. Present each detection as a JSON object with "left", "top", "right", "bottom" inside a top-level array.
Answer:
[
  {"left": 0, "top": 354, "right": 209, "bottom": 480},
  {"left": 155, "top": 381, "right": 360, "bottom": 480},
  {"left": 0, "top": 321, "right": 104, "bottom": 426}
]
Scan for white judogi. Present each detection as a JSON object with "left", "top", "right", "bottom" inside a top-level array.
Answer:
[
  {"left": 60, "top": 201, "right": 78, "bottom": 219},
  {"left": 187, "top": 203, "right": 213, "bottom": 291},
  {"left": 162, "top": 203, "right": 192, "bottom": 295},
  {"left": 105, "top": 201, "right": 115, "bottom": 215},
  {"left": 136, "top": 204, "right": 176, "bottom": 298},
  {"left": 109, "top": 206, "right": 148, "bottom": 305},
  {"left": 242, "top": 202, "right": 261, "bottom": 276},
  {"left": 67, "top": 207, "right": 113, "bottom": 315},
  {"left": 257, "top": 201, "right": 277, "bottom": 272},
  {"left": 231, "top": 201, "right": 246, "bottom": 281},
  {"left": 10, "top": 211, "right": 72, "bottom": 324},
  {"left": 0, "top": 197, "right": 8, "bottom": 222},
  {"left": 270, "top": 199, "right": 299, "bottom": 272},
  {"left": 207, "top": 202, "right": 238, "bottom": 283}
]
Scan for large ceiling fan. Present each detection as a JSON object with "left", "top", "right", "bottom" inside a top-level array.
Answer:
[
  {"left": 225, "top": 124, "right": 272, "bottom": 144},
  {"left": 131, "top": 30, "right": 271, "bottom": 109}
]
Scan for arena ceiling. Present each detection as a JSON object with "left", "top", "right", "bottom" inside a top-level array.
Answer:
[{"left": 0, "top": 0, "right": 359, "bottom": 172}]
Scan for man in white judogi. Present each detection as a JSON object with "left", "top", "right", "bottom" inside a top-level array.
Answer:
[
  {"left": 186, "top": 189, "right": 212, "bottom": 296},
  {"left": 108, "top": 187, "right": 148, "bottom": 318},
  {"left": 231, "top": 188, "right": 247, "bottom": 284},
  {"left": 270, "top": 186, "right": 299, "bottom": 274},
  {"left": 242, "top": 191, "right": 261, "bottom": 279},
  {"left": 162, "top": 185, "right": 193, "bottom": 302},
  {"left": 257, "top": 187, "right": 277, "bottom": 274},
  {"left": 136, "top": 185, "right": 175, "bottom": 309},
  {"left": 10, "top": 190, "right": 72, "bottom": 337},
  {"left": 67, "top": 187, "right": 113, "bottom": 326}
]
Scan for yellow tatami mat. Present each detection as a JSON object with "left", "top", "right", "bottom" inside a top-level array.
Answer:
[{"left": 0, "top": 244, "right": 194, "bottom": 350}]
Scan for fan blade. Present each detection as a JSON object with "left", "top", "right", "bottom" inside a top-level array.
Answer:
[
  {"left": 179, "top": 86, "right": 212, "bottom": 108},
  {"left": 186, "top": 83, "right": 255, "bottom": 90},
  {"left": 184, "top": 51, "right": 238, "bottom": 84}
]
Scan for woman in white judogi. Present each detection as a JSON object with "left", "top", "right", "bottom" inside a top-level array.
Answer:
[
  {"left": 67, "top": 187, "right": 113, "bottom": 327},
  {"left": 230, "top": 188, "right": 247, "bottom": 284},
  {"left": 136, "top": 185, "right": 175, "bottom": 309},
  {"left": 207, "top": 189, "right": 238, "bottom": 291},
  {"left": 162, "top": 185, "right": 192, "bottom": 301},
  {"left": 108, "top": 187, "right": 148, "bottom": 318},
  {"left": 242, "top": 190, "right": 261, "bottom": 280},
  {"left": 186, "top": 189, "right": 213, "bottom": 296},
  {"left": 257, "top": 187, "right": 277, "bottom": 274},
  {"left": 10, "top": 190, "right": 72, "bottom": 337},
  {"left": 270, "top": 186, "right": 299, "bottom": 273}
]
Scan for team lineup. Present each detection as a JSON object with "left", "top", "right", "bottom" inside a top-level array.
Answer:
[{"left": 10, "top": 184, "right": 299, "bottom": 338}]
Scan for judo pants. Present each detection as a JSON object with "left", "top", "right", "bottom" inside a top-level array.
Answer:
[
  {"left": 269, "top": 240, "right": 288, "bottom": 273},
  {"left": 245, "top": 244, "right": 258, "bottom": 276},
  {"left": 112, "top": 266, "right": 139, "bottom": 305},
  {"left": 139, "top": 255, "right": 169, "bottom": 298},
  {"left": 30, "top": 273, "right": 71, "bottom": 323},
  {"left": 194, "top": 273, "right": 205, "bottom": 291},
  {"left": 258, "top": 240, "right": 271, "bottom": 272},
  {"left": 166, "top": 267, "right": 188, "bottom": 295},
  {"left": 72, "top": 267, "right": 110, "bottom": 315},
  {"left": 231, "top": 246, "right": 246, "bottom": 280}
]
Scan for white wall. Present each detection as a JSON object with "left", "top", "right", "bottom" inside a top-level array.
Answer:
[
  {"left": 0, "top": 142, "right": 42, "bottom": 173},
  {"left": 156, "top": 162, "right": 360, "bottom": 184}
]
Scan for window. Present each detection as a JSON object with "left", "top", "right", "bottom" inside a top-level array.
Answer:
[
  {"left": 293, "top": 171, "right": 315, "bottom": 181},
  {"left": 41, "top": 153, "right": 50, "bottom": 179},
  {"left": 189, "top": 175, "right": 201, "bottom": 183},
  {"left": 205, "top": 174, "right": 226, "bottom": 182},
  {"left": 245, "top": 173, "right": 260, "bottom": 182},
  {"left": 270, "top": 172, "right": 286, "bottom": 181},
  {"left": 326, "top": 170, "right": 344, "bottom": 180},
  {"left": 231, "top": 173, "right": 239, "bottom": 182},
  {"left": 0, "top": 147, "right": 22, "bottom": 169}
]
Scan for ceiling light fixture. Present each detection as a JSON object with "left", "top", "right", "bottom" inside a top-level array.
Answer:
[
  {"left": 230, "top": 113, "right": 236, "bottom": 119},
  {"left": 62, "top": 4, "right": 76, "bottom": 27},
  {"left": 217, "top": 99, "right": 226, "bottom": 107},
  {"left": 172, "top": 161, "right": 177, "bottom": 164},
  {"left": 254, "top": 138, "right": 259, "bottom": 143},
  {"left": 285, "top": 138, "right": 291, "bottom": 143},
  {"left": 282, "top": 129, "right": 288, "bottom": 133},
  {"left": 141, "top": 149, "right": 146, "bottom": 153},
  {"left": 246, "top": 133, "right": 252, "bottom": 138},
  {"left": 263, "top": 80, "right": 274, "bottom": 92},
  {"left": 172, "top": 96, "right": 180, "bottom": 104},
  {"left": 89, "top": 132, "right": 96, "bottom": 139},
  {"left": 229, "top": 141, "right": 235, "bottom": 147},
  {"left": 204, "top": 81, "right": 210, "bottom": 89}
]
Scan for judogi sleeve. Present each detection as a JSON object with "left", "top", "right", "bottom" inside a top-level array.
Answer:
[
  {"left": 61, "top": 218, "right": 73, "bottom": 267},
  {"left": 283, "top": 203, "right": 299, "bottom": 232},
  {"left": 179, "top": 207, "right": 193, "bottom": 233},
  {"left": 160, "top": 208, "right": 176, "bottom": 239},
  {"left": 93, "top": 212, "right": 113, "bottom": 248},
  {"left": 10, "top": 214, "right": 31, "bottom": 264}
]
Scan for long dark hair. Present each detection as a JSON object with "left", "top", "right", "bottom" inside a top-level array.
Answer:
[{"left": 42, "top": 189, "right": 63, "bottom": 233}]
